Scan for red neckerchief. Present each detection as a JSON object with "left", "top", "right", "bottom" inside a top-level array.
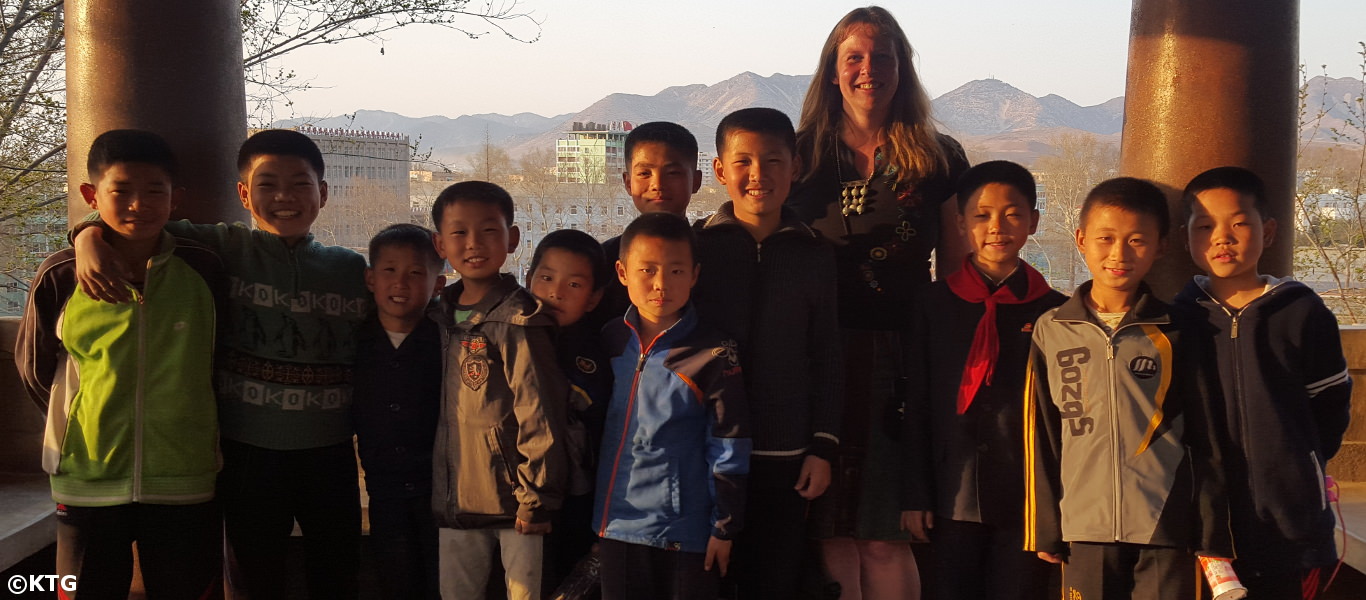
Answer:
[{"left": 945, "top": 254, "right": 1051, "bottom": 414}]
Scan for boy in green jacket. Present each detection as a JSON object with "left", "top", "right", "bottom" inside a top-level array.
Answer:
[{"left": 17, "top": 129, "right": 226, "bottom": 598}]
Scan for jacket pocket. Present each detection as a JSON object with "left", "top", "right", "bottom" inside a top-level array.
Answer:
[
  {"left": 1311, "top": 451, "right": 1327, "bottom": 511},
  {"left": 624, "top": 446, "right": 680, "bottom": 519},
  {"left": 487, "top": 427, "right": 519, "bottom": 494}
]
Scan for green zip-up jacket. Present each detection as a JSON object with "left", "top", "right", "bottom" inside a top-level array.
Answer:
[{"left": 16, "top": 234, "right": 226, "bottom": 506}]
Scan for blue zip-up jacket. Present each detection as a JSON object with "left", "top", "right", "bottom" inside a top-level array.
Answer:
[{"left": 593, "top": 304, "right": 751, "bottom": 553}]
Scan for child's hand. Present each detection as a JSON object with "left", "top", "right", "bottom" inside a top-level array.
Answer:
[
  {"left": 74, "top": 226, "right": 133, "bottom": 303},
  {"left": 1036, "top": 551, "right": 1065, "bottom": 564},
  {"left": 794, "top": 455, "right": 832, "bottom": 500},
  {"left": 704, "top": 536, "right": 732, "bottom": 576},
  {"left": 899, "top": 510, "right": 933, "bottom": 542},
  {"left": 515, "top": 518, "right": 552, "bottom": 535}
]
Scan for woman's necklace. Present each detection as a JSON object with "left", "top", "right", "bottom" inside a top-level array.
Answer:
[{"left": 836, "top": 150, "right": 874, "bottom": 217}]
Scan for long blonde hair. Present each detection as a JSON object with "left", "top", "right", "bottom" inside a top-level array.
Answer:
[{"left": 796, "top": 6, "right": 949, "bottom": 188}]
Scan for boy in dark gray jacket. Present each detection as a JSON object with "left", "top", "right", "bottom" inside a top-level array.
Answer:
[{"left": 1024, "top": 178, "right": 1228, "bottom": 600}]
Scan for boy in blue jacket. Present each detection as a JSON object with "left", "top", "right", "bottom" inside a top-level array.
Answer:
[
  {"left": 594, "top": 212, "right": 751, "bottom": 600},
  {"left": 1174, "top": 166, "right": 1351, "bottom": 597}
]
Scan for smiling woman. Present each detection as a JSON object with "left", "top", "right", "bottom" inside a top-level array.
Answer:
[{"left": 786, "top": 6, "right": 969, "bottom": 600}]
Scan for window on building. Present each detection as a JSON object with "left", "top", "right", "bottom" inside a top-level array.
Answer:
[
  {"left": 570, "top": 206, "right": 578, "bottom": 214},
  {"left": 617, "top": 206, "right": 625, "bottom": 216}
]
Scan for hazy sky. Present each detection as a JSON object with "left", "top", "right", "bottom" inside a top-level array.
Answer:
[{"left": 272, "top": 1, "right": 1366, "bottom": 121}]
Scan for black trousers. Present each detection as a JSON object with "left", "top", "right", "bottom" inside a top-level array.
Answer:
[
  {"left": 930, "top": 518, "right": 1053, "bottom": 600},
  {"left": 1064, "top": 542, "right": 1195, "bottom": 600},
  {"left": 368, "top": 494, "right": 440, "bottom": 600},
  {"left": 219, "top": 439, "right": 360, "bottom": 600},
  {"left": 598, "top": 538, "right": 718, "bottom": 600},
  {"left": 56, "top": 501, "right": 220, "bottom": 600},
  {"left": 731, "top": 456, "right": 810, "bottom": 599}
]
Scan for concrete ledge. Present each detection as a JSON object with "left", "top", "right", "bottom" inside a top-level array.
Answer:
[{"left": 0, "top": 473, "right": 54, "bottom": 573}]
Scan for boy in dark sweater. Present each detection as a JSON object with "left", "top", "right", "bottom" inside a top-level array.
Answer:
[
  {"left": 1174, "top": 166, "right": 1351, "bottom": 597},
  {"left": 692, "top": 107, "right": 842, "bottom": 599},
  {"left": 900, "top": 161, "right": 1065, "bottom": 600},
  {"left": 353, "top": 223, "right": 446, "bottom": 599}
]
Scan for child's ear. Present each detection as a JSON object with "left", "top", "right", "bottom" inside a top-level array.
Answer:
[
  {"left": 691, "top": 169, "right": 703, "bottom": 194},
  {"left": 1263, "top": 218, "right": 1278, "bottom": 247},
  {"left": 79, "top": 183, "right": 99, "bottom": 209},
  {"left": 1028, "top": 209, "right": 1040, "bottom": 235},
  {"left": 615, "top": 259, "right": 628, "bottom": 286},
  {"left": 171, "top": 186, "right": 186, "bottom": 213},
  {"left": 506, "top": 225, "right": 520, "bottom": 253},
  {"left": 364, "top": 266, "right": 375, "bottom": 292},
  {"left": 318, "top": 180, "right": 328, "bottom": 209},
  {"left": 622, "top": 171, "right": 631, "bottom": 195},
  {"left": 433, "top": 275, "right": 447, "bottom": 298},
  {"left": 791, "top": 153, "right": 803, "bottom": 181},
  {"left": 713, "top": 156, "right": 726, "bottom": 185},
  {"left": 237, "top": 181, "right": 251, "bottom": 210},
  {"left": 956, "top": 211, "right": 967, "bottom": 237},
  {"left": 1074, "top": 228, "right": 1086, "bottom": 253}
]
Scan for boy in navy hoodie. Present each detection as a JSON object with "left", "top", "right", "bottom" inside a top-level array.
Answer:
[{"left": 1174, "top": 166, "right": 1351, "bottom": 597}]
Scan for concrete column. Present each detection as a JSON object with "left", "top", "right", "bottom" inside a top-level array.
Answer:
[
  {"left": 1120, "top": 0, "right": 1298, "bottom": 298},
  {"left": 65, "top": 0, "right": 247, "bottom": 224}
]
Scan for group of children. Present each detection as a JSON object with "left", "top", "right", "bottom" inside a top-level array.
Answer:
[{"left": 14, "top": 105, "right": 1350, "bottom": 600}]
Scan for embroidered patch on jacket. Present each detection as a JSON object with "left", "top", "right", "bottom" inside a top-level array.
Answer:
[
  {"left": 1129, "top": 356, "right": 1159, "bottom": 379},
  {"left": 461, "top": 336, "right": 488, "bottom": 353},
  {"left": 1021, "top": 322, "right": 1034, "bottom": 333},
  {"left": 712, "top": 339, "right": 740, "bottom": 367},
  {"left": 575, "top": 356, "right": 597, "bottom": 374},
  {"left": 462, "top": 354, "right": 490, "bottom": 390}
]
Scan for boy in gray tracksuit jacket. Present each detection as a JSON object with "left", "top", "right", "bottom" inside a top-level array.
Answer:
[{"left": 1022, "top": 178, "right": 1228, "bottom": 600}]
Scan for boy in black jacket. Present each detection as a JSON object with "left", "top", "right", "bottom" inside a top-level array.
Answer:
[
  {"left": 900, "top": 161, "right": 1065, "bottom": 600},
  {"left": 1174, "top": 166, "right": 1351, "bottom": 597},
  {"left": 353, "top": 223, "right": 445, "bottom": 599},
  {"left": 692, "top": 107, "right": 842, "bottom": 599}
]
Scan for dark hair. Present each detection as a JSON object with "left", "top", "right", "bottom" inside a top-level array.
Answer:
[
  {"left": 528, "top": 229, "right": 611, "bottom": 291},
  {"left": 237, "top": 129, "right": 325, "bottom": 179},
  {"left": 955, "top": 160, "right": 1038, "bottom": 213},
  {"left": 1181, "top": 166, "right": 1269, "bottom": 220},
  {"left": 430, "top": 180, "right": 515, "bottom": 229},
  {"left": 87, "top": 129, "right": 178, "bottom": 182},
  {"left": 618, "top": 212, "right": 697, "bottom": 264},
  {"left": 368, "top": 223, "right": 443, "bottom": 269},
  {"left": 625, "top": 122, "right": 699, "bottom": 166},
  {"left": 716, "top": 107, "right": 797, "bottom": 156},
  {"left": 1080, "top": 177, "right": 1171, "bottom": 239}
]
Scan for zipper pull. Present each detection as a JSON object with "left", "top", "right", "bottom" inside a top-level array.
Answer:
[
  {"left": 636, "top": 353, "right": 647, "bottom": 372},
  {"left": 756, "top": 241, "right": 762, "bottom": 263},
  {"left": 1230, "top": 316, "right": 1239, "bottom": 339},
  {"left": 1106, "top": 340, "right": 1115, "bottom": 360}
]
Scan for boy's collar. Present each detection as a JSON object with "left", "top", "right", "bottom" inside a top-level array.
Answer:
[
  {"left": 702, "top": 202, "right": 813, "bottom": 239},
  {"left": 438, "top": 273, "right": 520, "bottom": 325},
  {"left": 622, "top": 302, "right": 697, "bottom": 344},
  {"left": 1055, "top": 280, "right": 1169, "bottom": 326}
]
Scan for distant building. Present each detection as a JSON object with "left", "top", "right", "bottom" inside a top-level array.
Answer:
[
  {"left": 295, "top": 126, "right": 412, "bottom": 253},
  {"left": 556, "top": 121, "right": 632, "bottom": 184},
  {"left": 697, "top": 151, "right": 714, "bottom": 186},
  {"left": 410, "top": 169, "right": 461, "bottom": 183}
]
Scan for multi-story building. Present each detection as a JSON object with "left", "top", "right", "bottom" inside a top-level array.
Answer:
[
  {"left": 296, "top": 126, "right": 412, "bottom": 253},
  {"left": 556, "top": 121, "right": 632, "bottom": 184}
]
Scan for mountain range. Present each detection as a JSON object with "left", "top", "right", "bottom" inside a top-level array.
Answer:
[{"left": 276, "top": 72, "right": 1361, "bottom": 168}]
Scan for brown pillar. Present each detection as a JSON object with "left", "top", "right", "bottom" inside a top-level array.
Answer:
[
  {"left": 1121, "top": 0, "right": 1298, "bottom": 298},
  {"left": 65, "top": 0, "right": 247, "bottom": 224}
]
